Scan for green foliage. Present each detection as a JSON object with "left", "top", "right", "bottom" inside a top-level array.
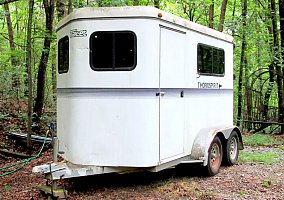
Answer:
[
  {"left": 0, "top": 112, "right": 9, "bottom": 120},
  {"left": 277, "top": 145, "right": 284, "bottom": 150},
  {"left": 3, "top": 185, "right": 12, "bottom": 191},
  {"left": 239, "top": 151, "right": 279, "bottom": 164},
  {"left": 243, "top": 134, "right": 283, "bottom": 147},
  {"left": 262, "top": 178, "right": 276, "bottom": 188}
]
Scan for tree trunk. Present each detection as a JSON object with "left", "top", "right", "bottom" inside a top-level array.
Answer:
[
  {"left": 262, "top": 4, "right": 276, "bottom": 123},
  {"left": 26, "top": 0, "right": 34, "bottom": 153},
  {"left": 154, "top": 0, "right": 159, "bottom": 9},
  {"left": 208, "top": 0, "right": 214, "bottom": 29},
  {"left": 270, "top": 0, "right": 284, "bottom": 133},
  {"left": 0, "top": 0, "right": 20, "bottom": 5},
  {"left": 236, "top": 0, "right": 247, "bottom": 127},
  {"left": 33, "top": 0, "right": 55, "bottom": 129},
  {"left": 67, "top": 0, "right": 72, "bottom": 14},
  {"left": 56, "top": 0, "right": 66, "bottom": 20},
  {"left": 244, "top": 85, "right": 252, "bottom": 130},
  {"left": 231, "top": 0, "right": 236, "bottom": 36},
  {"left": 51, "top": 53, "right": 56, "bottom": 101},
  {"left": 4, "top": 4, "right": 19, "bottom": 88},
  {"left": 278, "top": 0, "right": 284, "bottom": 133},
  {"left": 133, "top": 0, "right": 139, "bottom": 6},
  {"left": 218, "top": 0, "right": 228, "bottom": 32}
]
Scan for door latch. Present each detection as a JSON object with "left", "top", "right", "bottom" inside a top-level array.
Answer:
[{"left": 156, "top": 92, "right": 165, "bottom": 96}]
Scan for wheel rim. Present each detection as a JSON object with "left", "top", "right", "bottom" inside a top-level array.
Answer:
[
  {"left": 210, "top": 143, "right": 221, "bottom": 169},
  {"left": 229, "top": 137, "right": 238, "bottom": 161}
]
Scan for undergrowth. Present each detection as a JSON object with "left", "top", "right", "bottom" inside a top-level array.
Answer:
[
  {"left": 243, "top": 134, "right": 283, "bottom": 147},
  {"left": 239, "top": 133, "right": 283, "bottom": 164},
  {"left": 239, "top": 150, "right": 279, "bottom": 164}
]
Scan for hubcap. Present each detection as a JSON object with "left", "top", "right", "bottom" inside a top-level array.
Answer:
[
  {"left": 210, "top": 143, "right": 221, "bottom": 169},
  {"left": 229, "top": 137, "right": 238, "bottom": 160}
]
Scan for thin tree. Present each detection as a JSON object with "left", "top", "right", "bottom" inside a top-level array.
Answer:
[
  {"left": 208, "top": 0, "right": 214, "bottom": 28},
  {"left": 33, "top": 0, "right": 55, "bottom": 128},
  {"left": 56, "top": 0, "right": 66, "bottom": 19},
  {"left": 67, "top": 0, "right": 72, "bottom": 14},
  {"left": 218, "top": 0, "right": 228, "bottom": 32},
  {"left": 237, "top": 0, "right": 247, "bottom": 127},
  {"left": 26, "top": 0, "right": 34, "bottom": 152},
  {"left": 0, "top": 0, "right": 20, "bottom": 5},
  {"left": 154, "top": 0, "right": 159, "bottom": 9},
  {"left": 278, "top": 0, "right": 284, "bottom": 132},
  {"left": 4, "top": 4, "right": 19, "bottom": 87},
  {"left": 269, "top": 0, "right": 283, "bottom": 133},
  {"left": 261, "top": 1, "right": 275, "bottom": 126}
]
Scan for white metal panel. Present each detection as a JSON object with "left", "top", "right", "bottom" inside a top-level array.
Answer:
[
  {"left": 160, "top": 26, "right": 186, "bottom": 88},
  {"left": 57, "top": 89, "right": 160, "bottom": 167},
  {"left": 184, "top": 30, "right": 234, "bottom": 90},
  {"left": 57, "top": 7, "right": 233, "bottom": 44},
  {"left": 57, "top": 19, "right": 160, "bottom": 89},
  {"left": 159, "top": 27, "right": 185, "bottom": 161},
  {"left": 183, "top": 89, "right": 234, "bottom": 154}
]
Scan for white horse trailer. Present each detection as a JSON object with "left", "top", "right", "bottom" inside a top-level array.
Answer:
[{"left": 33, "top": 6, "right": 243, "bottom": 180}]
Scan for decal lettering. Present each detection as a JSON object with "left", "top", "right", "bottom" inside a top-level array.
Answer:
[
  {"left": 70, "top": 29, "right": 87, "bottom": 38},
  {"left": 198, "top": 82, "right": 220, "bottom": 89}
]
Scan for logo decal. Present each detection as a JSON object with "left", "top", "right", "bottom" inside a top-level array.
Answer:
[
  {"left": 198, "top": 82, "right": 220, "bottom": 89},
  {"left": 70, "top": 29, "right": 87, "bottom": 38}
]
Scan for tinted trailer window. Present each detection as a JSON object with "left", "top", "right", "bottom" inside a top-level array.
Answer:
[
  {"left": 197, "top": 43, "right": 225, "bottom": 76},
  {"left": 58, "top": 36, "right": 69, "bottom": 74},
  {"left": 90, "top": 31, "right": 137, "bottom": 71}
]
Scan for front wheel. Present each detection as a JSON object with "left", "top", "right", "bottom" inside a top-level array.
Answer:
[
  {"left": 223, "top": 131, "right": 240, "bottom": 166},
  {"left": 206, "top": 136, "right": 223, "bottom": 176}
]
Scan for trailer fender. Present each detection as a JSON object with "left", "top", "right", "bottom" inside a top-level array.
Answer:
[{"left": 190, "top": 126, "right": 243, "bottom": 166}]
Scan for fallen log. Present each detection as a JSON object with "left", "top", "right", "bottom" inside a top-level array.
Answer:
[
  {"left": 5, "top": 132, "right": 52, "bottom": 144},
  {"left": 0, "top": 148, "right": 31, "bottom": 159},
  {"left": 0, "top": 152, "right": 8, "bottom": 160}
]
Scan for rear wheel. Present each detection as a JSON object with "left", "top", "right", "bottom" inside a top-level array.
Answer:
[
  {"left": 223, "top": 131, "right": 239, "bottom": 166},
  {"left": 206, "top": 136, "right": 223, "bottom": 176}
]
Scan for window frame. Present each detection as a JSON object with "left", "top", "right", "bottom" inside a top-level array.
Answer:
[
  {"left": 197, "top": 43, "right": 225, "bottom": 77},
  {"left": 58, "top": 36, "right": 69, "bottom": 74},
  {"left": 89, "top": 31, "right": 137, "bottom": 71}
]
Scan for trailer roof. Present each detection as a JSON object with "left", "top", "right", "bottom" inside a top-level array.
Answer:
[{"left": 57, "top": 6, "right": 233, "bottom": 43}]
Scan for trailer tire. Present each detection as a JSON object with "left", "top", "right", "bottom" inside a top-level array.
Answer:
[
  {"left": 223, "top": 131, "right": 239, "bottom": 166},
  {"left": 206, "top": 136, "right": 223, "bottom": 176}
]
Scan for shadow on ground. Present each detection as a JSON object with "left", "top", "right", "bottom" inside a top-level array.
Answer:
[{"left": 64, "top": 163, "right": 207, "bottom": 192}]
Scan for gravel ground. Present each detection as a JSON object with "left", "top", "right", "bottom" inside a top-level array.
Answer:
[{"left": 0, "top": 146, "right": 284, "bottom": 199}]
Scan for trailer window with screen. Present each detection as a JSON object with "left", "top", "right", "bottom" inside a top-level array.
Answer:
[
  {"left": 90, "top": 31, "right": 137, "bottom": 71},
  {"left": 197, "top": 44, "right": 225, "bottom": 76},
  {"left": 58, "top": 36, "right": 69, "bottom": 74}
]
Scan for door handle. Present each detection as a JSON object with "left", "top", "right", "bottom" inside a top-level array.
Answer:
[
  {"left": 181, "top": 90, "right": 184, "bottom": 98},
  {"left": 156, "top": 92, "right": 165, "bottom": 96}
]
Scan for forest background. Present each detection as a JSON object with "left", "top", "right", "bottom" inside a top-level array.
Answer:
[{"left": 0, "top": 0, "right": 284, "bottom": 151}]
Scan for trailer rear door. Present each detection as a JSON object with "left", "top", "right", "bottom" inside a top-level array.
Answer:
[{"left": 159, "top": 26, "right": 186, "bottom": 161}]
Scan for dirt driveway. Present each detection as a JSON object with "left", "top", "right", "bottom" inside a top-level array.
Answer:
[{"left": 1, "top": 145, "right": 284, "bottom": 200}]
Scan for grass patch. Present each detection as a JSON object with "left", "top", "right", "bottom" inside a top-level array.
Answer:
[
  {"left": 3, "top": 185, "right": 12, "bottom": 191},
  {"left": 158, "top": 180, "right": 217, "bottom": 199},
  {"left": 243, "top": 134, "right": 283, "bottom": 147},
  {"left": 239, "top": 151, "right": 279, "bottom": 164},
  {"left": 277, "top": 145, "right": 284, "bottom": 151},
  {"left": 262, "top": 178, "right": 277, "bottom": 187}
]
